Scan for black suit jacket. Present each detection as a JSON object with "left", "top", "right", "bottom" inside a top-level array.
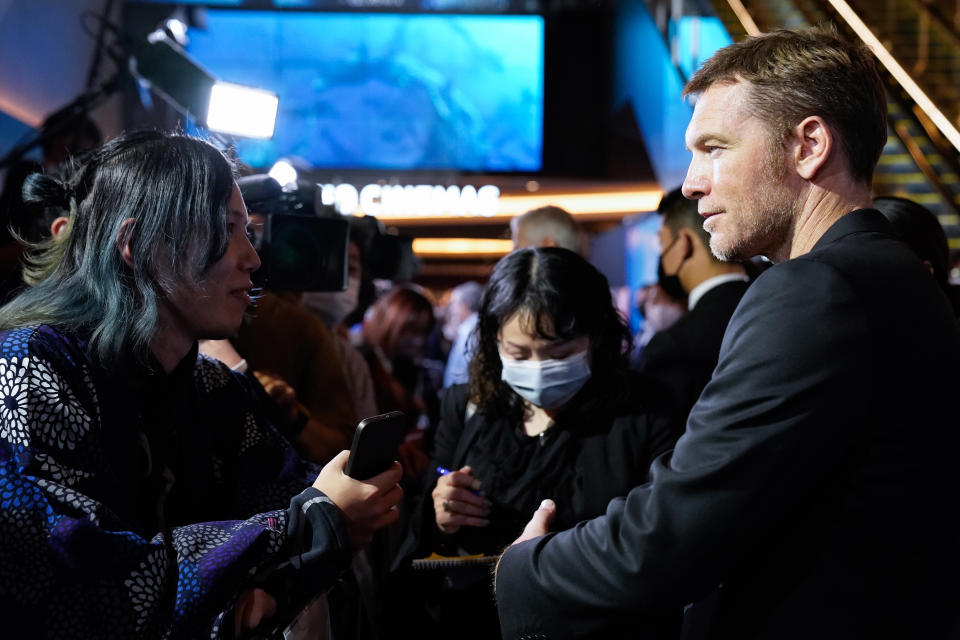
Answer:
[
  {"left": 637, "top": 279, "right": 750, "bottom": 421},
  {"left": 496, "top": 210, "right": 960, "bottom": 639}
]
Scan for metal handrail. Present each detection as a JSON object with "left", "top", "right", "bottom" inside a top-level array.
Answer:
[
  {"left": 715, "top": 0, "right": 960, "bottom": 217},
  {"left": 907, "top": 0, "right": 960, "bottom": 50},
  {"left": 888, "top": 101, "right": 960, "bottom": 217}
]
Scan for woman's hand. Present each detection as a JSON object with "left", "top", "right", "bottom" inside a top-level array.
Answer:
[
  {"left": 313, "top": 450, "right": 403, "bottom": 548},
  {"left": 431, "top": 465, "right": 491, "bottom": 535},
  {"left": 252, "top": 370, "right": 300, "bottom": 423}
]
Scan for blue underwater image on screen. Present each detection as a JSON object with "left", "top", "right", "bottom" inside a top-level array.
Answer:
[{"left": 187, "top": 11, "right": 544, "bottom": 171}]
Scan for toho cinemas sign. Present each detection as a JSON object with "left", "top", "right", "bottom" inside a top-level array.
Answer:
[{"left": 319, "top": 182, "right": 501, "bottom": 217}]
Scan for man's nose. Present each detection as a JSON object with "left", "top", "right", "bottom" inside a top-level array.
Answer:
[{"left": 682, "top": 163, "right": 708, "bottom": 200}]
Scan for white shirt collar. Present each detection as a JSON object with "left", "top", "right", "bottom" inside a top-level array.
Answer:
[{"left": 688, "top": 273, "right": 749, "bottom": 310}]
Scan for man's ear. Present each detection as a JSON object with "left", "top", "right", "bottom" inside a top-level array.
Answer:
[
  {"left": 540, "top": 236, "right": 559, "bottom": 248},
  {"left": 678, "top": 229, "right": 696, "bottom": 260},
  {"left": 116, "top": 218, "right": 136, "bottom": 268},
  {"left": 792, "top": 116, "right": 832, "bottom": 181}
]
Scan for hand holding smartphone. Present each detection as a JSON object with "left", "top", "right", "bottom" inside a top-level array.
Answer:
[{"left": 344, "top": 411, "right": 408, "bottom": 480}]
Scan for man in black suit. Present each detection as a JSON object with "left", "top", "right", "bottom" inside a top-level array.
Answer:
[
  {"left": 636, "top": 188, "right": 749, "bottom": 421},
  {"left": 495, "top": 26, "right": 960, "bottom": 639}
]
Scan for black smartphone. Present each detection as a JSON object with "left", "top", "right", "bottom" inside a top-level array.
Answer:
[{"left": 344, "top": 411, "right": 407, "bottom": 480}]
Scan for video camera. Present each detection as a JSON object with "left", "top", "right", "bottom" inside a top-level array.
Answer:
[
  {"left": 238, "top": 174, "right": 350, "bottom": 292},
  {"left": 238, "top": 174, "right": 420, "bottom": 293}
]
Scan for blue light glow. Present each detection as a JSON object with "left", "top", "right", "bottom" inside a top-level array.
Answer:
[{"left": 187, "top": 11, "right": 544, "bottom": 171}]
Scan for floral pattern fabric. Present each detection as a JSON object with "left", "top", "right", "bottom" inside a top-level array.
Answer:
[{"left": 0, "top": 325, "right": 337, "bottom": 638}]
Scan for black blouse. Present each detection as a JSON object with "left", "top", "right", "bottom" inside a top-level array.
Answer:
[{"left": 418, "top": 372, "right": 682, "bottom": 556}]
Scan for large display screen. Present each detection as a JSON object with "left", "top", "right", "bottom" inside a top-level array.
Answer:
[{"left": 186, "top": 10, "right": 544, "bottom": 171}]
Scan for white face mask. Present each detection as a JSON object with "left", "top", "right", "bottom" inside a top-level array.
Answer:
[
  {"left": 499, "top": 349, "right": 591, "bottom": 410},
  {"left": 301, "top": 275, "right": 360, "bottom": 328}
]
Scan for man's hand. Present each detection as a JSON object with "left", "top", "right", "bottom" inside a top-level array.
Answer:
[
  {"left": 312, "top": 450, "right": 403, "bottom": 548},
  {"left": 495, "top": 499, "right": 557, "bottom": 584},
  {"left": 513, "top": 498, "right": 556, "bottom": 546}
]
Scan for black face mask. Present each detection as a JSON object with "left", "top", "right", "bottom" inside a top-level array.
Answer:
[{"left": 657, "top": 258, "right": 687, "bottom": 301}]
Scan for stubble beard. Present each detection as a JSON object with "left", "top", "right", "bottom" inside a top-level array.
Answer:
[{"left": 708, "top": 142, "right": 797, "bottom": 262}]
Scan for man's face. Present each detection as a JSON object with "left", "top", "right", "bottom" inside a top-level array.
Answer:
[
  {"left": 682, "top": 81, "right": 798, "bottom": 262},
  {"left": 162, "top": 184, "right": 261, "bottom": 343}
]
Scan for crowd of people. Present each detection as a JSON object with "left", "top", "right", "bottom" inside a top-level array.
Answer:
[{"left": 0, "top": 24, "right": 959, "bottom": 640}]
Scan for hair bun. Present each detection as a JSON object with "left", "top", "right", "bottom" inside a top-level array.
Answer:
[{"left": 22, "top": 173, "right": 73, "bottom": 210}]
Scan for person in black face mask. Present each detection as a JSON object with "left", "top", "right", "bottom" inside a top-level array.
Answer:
[
  {"left": 630, "top": 260, "right": 689, "bottom": 365},
  {"left": 635, "top": 187, "right": 750, "bottom": 422},
  {"left": 392, "top": 247, "right": 683, "bottom": 640}
]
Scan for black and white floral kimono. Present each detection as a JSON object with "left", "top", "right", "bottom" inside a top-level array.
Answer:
[{"left": 0, "top": 324, "right": 351, "bottom": 638}]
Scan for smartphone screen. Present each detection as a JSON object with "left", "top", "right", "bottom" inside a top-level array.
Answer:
[{"left": 344, "top": 411, "right": 407, "bottom": 480}]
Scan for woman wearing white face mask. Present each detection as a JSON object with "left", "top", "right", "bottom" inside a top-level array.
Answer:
[{"left": 392, "top": 247, "right": 683, "bottom": 639}]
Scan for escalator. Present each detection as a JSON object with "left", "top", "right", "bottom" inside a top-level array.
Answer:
[
  {"left": 847, "top": 0, "right": 960, "bottom": 133},
  {"left": 703, "top": 0, "right": 960, "bottom": 245}
]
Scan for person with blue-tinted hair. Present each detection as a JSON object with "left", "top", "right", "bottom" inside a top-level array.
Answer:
[{"left": 0, "top": 131, "right": 403, "bottom": 638}]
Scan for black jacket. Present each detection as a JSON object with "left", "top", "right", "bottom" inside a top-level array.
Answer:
[
  {"left": 496, "top": 210, "right": 960, "bottom": 639},
  {"left": 637, "top": 279, "right": 750, "bottom": 422}
]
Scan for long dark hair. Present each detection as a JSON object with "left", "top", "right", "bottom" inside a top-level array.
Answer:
[
  {"left": 873, "top": 196, "right": 950, "bottom": 290},
  {"left": 468, "top": 247, "right": 632, "bottom": 420},
  {"left": 0, "top": 131, "right": 235, "bottom": 370}
]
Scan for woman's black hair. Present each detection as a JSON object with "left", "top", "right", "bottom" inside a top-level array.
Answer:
[
  {"left": 873, "top": 196, "right": 950, "bottom": 289},
  {"left": 468, "top": 247, "right": 632, "bottom": 420}
]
